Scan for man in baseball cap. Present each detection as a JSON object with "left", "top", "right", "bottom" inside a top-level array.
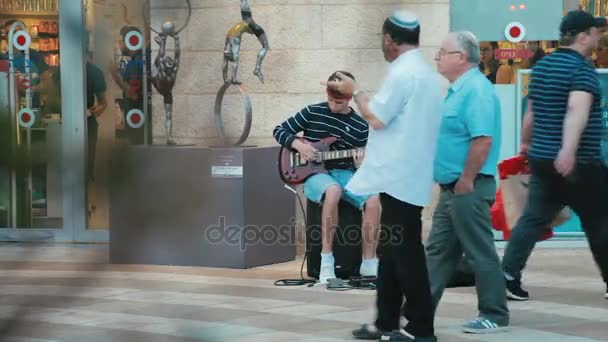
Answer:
[
  {"left": 560, "top": 10, "right": 606, "bottom": 37},
  {"left": 501, "top": 7, "right": 608, "bottom": 304}
]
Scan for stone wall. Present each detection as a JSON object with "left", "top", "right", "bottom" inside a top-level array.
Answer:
[{"left": 150, "top": 0, "right": 449, "bottom": 146}]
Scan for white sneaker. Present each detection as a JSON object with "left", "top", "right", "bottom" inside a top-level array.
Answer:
[
  {"left": 359, "top": 258, "right": 379, "bottom": 277},
  {"left": 319, "top": 263, "right": 336, "bottom": 284}
]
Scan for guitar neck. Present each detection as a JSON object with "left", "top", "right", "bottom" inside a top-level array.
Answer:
[{"left": 319, "top": 149, "right": 359, "bottom": 161}]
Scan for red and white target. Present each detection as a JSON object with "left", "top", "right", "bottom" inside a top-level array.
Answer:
[
  {"left": 505, "top": 22, "right": 526, "bottom": 43},
  {"left": 12, "top": 31, "right": 31, "bottom": 51},
  {"left": 124, "top": 30, "right": 143, "bottom": 51},
  {"left": 126, "top": 109, "right": 145, "bottom": 128},
  {"left": 18, "top": 108, "right": 35, "bottom": 128},
  {"left": 17, "top": 75, "right": 30, "bottom": 90}
]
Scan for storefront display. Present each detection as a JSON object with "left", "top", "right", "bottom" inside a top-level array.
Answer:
[
  {"left": 0, "top": 4, "right": 60, "bottom": 65},
  {"left": 581, "top": 0, "right": 608, "bottom": 16},
  {"left": 1, "top": 0, "right": 154, "bottom": 236},
  {"left": 0, "top": 0, "right": 58, "bottom": 12},
  {"left": 1, "top": 0, "right": 61, "bottom": 229}
]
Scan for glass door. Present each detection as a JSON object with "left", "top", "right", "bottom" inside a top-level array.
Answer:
[
  {"left": 0, "top": 0, "right": 72, "bottom": 241},
  {"left": 80, "top": 0, "right": 149, "bottom": 240},
  {"left": 1, "top": 0, "right": 158, "bottom": 242}
]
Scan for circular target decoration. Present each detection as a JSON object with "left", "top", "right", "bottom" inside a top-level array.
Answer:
[
  {"left": 124, "top": 30, "right": 143, "bottom": 51},
  {"left": 505, "top": 22, "right": 526, "bottom": 43},
  {"left": 18, "top": 108, "right": 35, "bottom": 128},
  {"left": 126, "top": 109, "right": 145, "bottom": 128},
  {"left": 12, "top": 31, "right": 31, "bottom": 51}
]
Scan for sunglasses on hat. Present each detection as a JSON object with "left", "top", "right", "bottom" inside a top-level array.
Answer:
[{"left": 326, "top": 87, "right": 352, "bottom": 101}]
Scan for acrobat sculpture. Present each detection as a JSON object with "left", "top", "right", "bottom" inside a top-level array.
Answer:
[
  {"left": 214, "top": 0, "right": 268, "bottom": 146},
  {"left": 151, "top": 25, "right": 181, "bottom": 145},
  {"left": 147, "top": 0, "right": 191, "bottom": 145},
  {"left": 223, "top": 0, "right": 269, "bottom": 84}
]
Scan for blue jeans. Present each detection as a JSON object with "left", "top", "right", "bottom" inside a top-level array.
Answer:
[{"left": 303, "top": 169, "right": 370, "bottom": 210}]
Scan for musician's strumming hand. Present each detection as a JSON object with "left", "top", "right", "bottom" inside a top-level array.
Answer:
[
  {"left": 353, "top": 148, "right": 365, "bottom": 168},
  {"left": 321, "top": 71, "right": 356, "bottom": 96},
  {"left": 291, "top": 139, "right": 318, "bottom": 162}
]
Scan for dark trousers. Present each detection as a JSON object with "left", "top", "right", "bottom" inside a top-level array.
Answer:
[
  {"left": 503, "top": 158, "right": 608, "bottom": 283},
  {"left": 375, "top": 193, "right": 434, "bottom": 338},
  {"left": 87, "top": 116, "right": 98, "bottom": 182}
]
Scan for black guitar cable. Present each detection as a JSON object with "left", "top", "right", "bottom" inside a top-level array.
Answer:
[{"left": 273, "top": 184, "right": 317, "bottom": 287}]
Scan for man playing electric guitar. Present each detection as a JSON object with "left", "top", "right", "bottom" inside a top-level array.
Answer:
[{"left": 272, "top": 71, "right": 381, "bottom": 284}]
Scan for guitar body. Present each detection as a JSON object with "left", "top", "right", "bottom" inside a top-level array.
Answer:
[{"left": 278, "top": 136, "right": 338, "bottom": 185}]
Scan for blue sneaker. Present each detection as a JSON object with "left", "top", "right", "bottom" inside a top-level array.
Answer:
[{"left": 462, "top": 318, "right": 509, "bottom": 334}]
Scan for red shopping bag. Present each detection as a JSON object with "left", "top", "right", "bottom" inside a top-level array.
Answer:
[
  {"left": 490, "top": 187, "right": 507, "bottom": 235},
  {"left": 491, "top": 155, "right": 567, "bottom": 241}
]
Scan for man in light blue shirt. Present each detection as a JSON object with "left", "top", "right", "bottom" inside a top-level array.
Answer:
[
  {"left": 426, "top": 31, "right": 509, "bottom": 334},
  {"left": 433, "top": 64, "right": 502, "bottom": 184}
]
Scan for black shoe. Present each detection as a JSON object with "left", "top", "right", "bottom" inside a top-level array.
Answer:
[
  {"left": 379, "top": 330, "right": 438, "bottom": 341},
  {"left": 604, "top": 285, "right": 607, "bottom": 300},
  {"left": 505, "top": 276, "right": 529, "bottom": 301},
  {"left": 352, "top": 324, "right": 384, "bottom": 340}
]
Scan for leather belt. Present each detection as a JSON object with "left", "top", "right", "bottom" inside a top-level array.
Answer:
[{"left": 439, "top": 174, "right": 493, "bottom": 192}]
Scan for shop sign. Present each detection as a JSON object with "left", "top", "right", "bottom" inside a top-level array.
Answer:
[{"left": 495, "top": 48, "right": 534, "bottom": 60}]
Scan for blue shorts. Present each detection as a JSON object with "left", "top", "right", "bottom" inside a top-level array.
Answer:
[{"left": 303, "top": 169, "right": 370, "bottom": 210}]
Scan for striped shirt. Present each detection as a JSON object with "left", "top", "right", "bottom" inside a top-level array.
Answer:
[
  {"left": 528, "top": 48, "right": 602, "bottom": 162},
  {"left": 272, "top": 102, "right": 369, "bottom": 171}
]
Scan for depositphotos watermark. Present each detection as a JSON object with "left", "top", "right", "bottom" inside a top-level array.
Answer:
[
  {"left": 203, "top": 216, "right": 407, "bottom": 250},
  {"left": 204, "top": 216, "right": 298, "bottom": 248}
]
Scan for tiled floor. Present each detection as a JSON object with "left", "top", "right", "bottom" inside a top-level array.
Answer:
[{"left": 0, "top": 242, "right": 606, "bottom": 341}]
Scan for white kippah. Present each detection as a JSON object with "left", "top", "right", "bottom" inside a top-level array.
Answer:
[{"left": 389, "top": 10, "right": 419, "bottom": 29}]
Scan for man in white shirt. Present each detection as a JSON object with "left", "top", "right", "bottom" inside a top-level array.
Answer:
[{"left": 326, "top": 10, "right": 442, "bottom": 342}]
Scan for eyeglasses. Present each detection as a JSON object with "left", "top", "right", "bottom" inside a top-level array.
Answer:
[{"left": 435, "top": 49, "right": 464, "bottom": 58}]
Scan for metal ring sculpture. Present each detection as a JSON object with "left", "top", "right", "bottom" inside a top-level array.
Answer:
[
  {"left": 214, "top": 83, "right": 253, "bottom": 146},
  {"left": 143, "top": 0, "right": 192, "bottom": 36}
]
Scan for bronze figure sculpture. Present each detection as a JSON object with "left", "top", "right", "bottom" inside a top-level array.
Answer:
[
  {"left": 144, "top": 0, "right": 191, "bottom": 145},
  {"left": 223, "top": 0, "right": 269, "bottom": 84}
]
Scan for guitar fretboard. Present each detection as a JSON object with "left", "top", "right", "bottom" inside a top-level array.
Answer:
[{"left": 320, "top": 149, "right": 359, "bottom": 161}]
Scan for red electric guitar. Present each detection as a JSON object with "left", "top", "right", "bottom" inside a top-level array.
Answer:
[{"left": 278, "top": 136, "right": 363, "bottom": 185}]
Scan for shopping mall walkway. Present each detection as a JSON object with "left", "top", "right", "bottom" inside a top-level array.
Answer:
[{"left": 0, "top": 242, "right": 605, "bottom": 342}]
